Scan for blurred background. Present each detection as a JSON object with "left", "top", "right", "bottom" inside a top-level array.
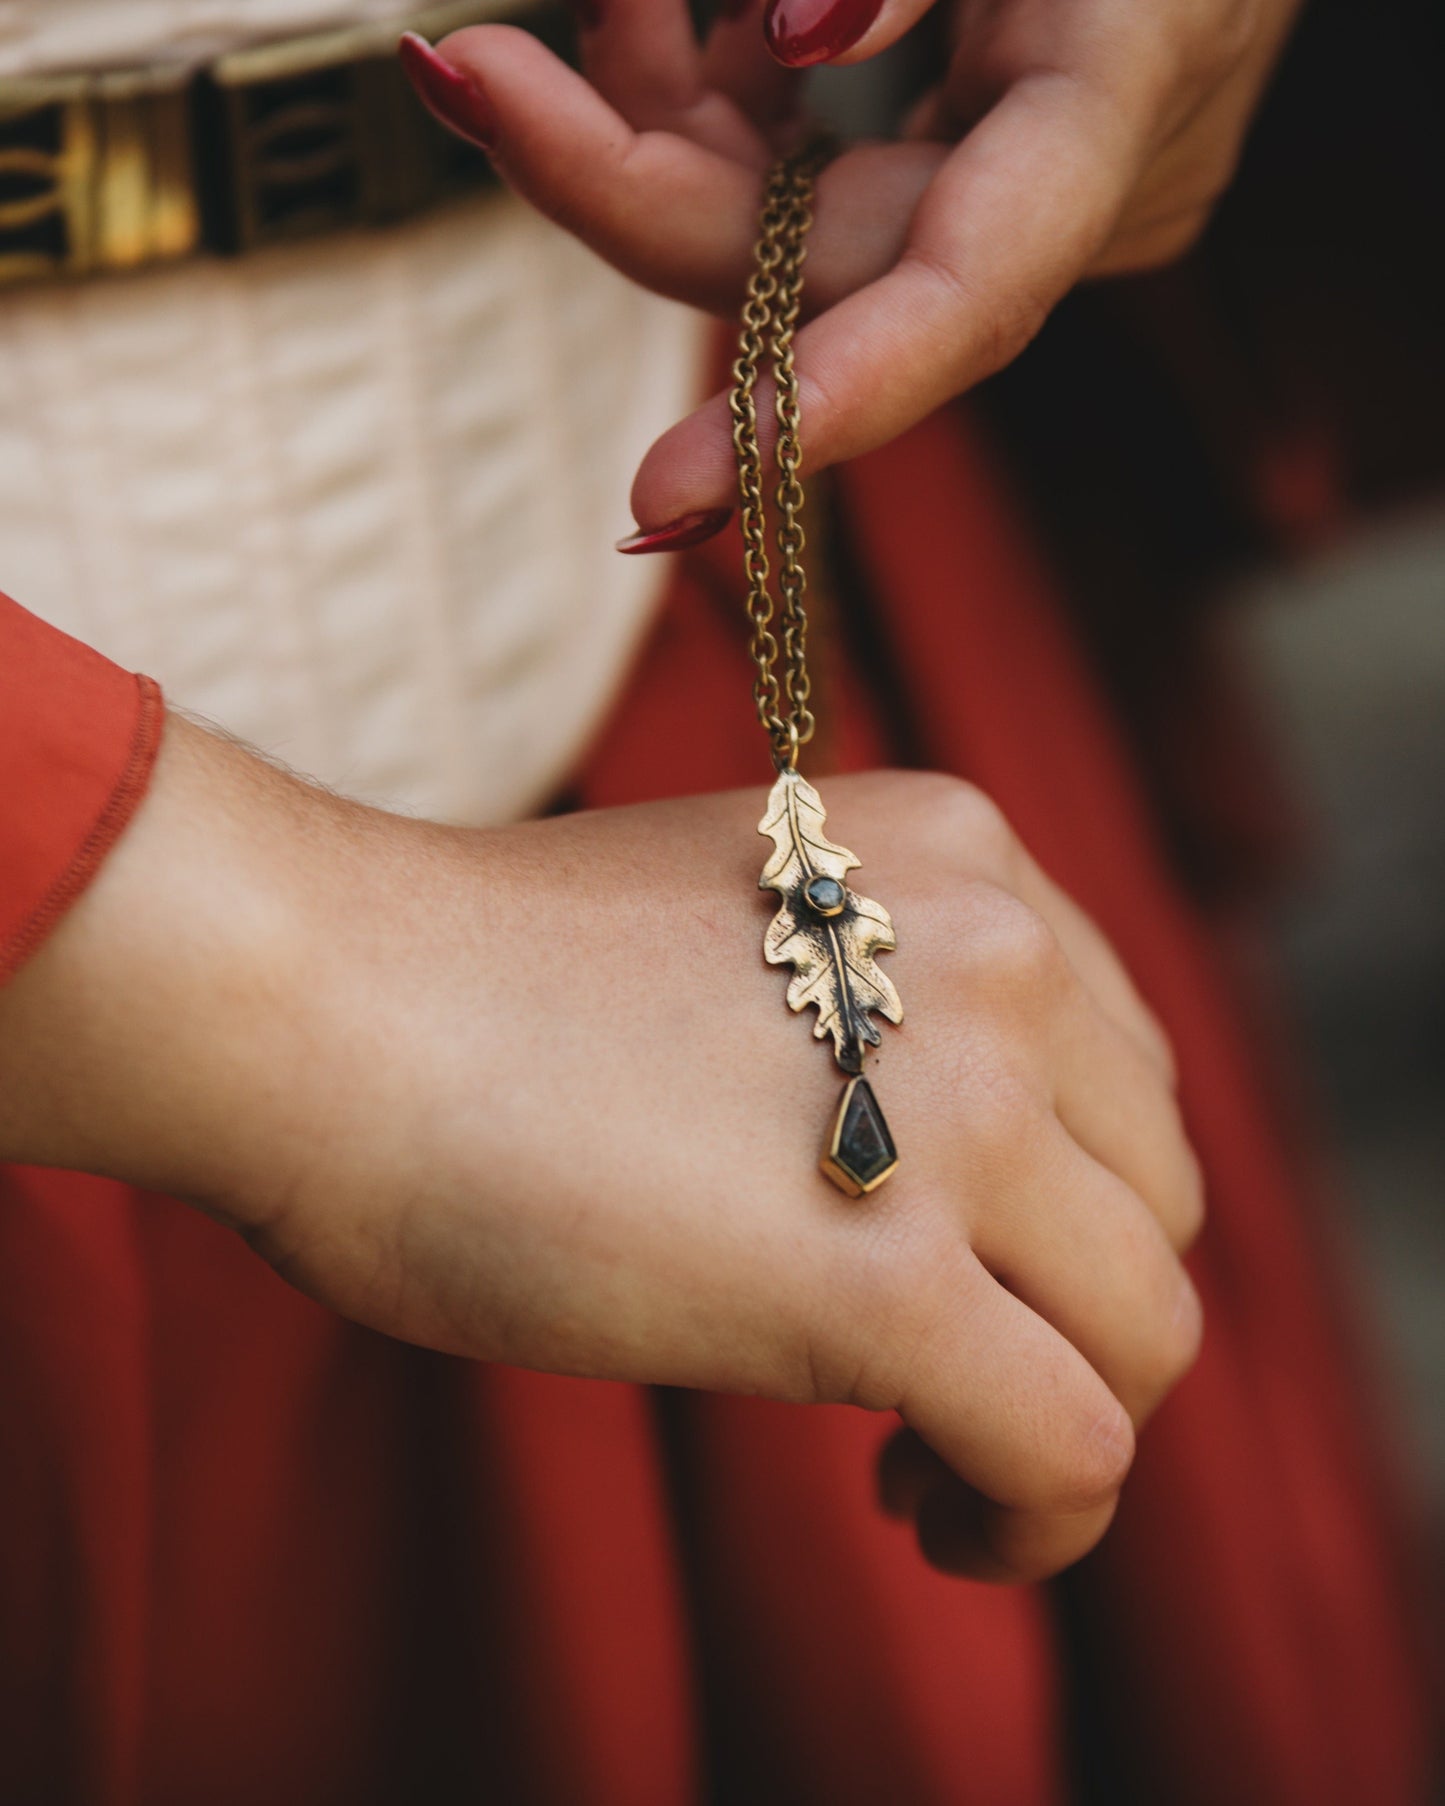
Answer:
[{"left": 1242, "top": 512, "right": 1445, "bottom": 1553}]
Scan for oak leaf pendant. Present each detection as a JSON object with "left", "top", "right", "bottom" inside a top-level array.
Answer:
[
  {"left": 757, "top": 768, "right": 903, "bottom": 1078},
  {"left": 757, "top": 770, "right": 902, "bottom": 1193}
]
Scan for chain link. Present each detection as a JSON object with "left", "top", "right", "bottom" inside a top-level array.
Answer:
[{"left": 729, "top": 144, "right": 831, "bottom": 770}]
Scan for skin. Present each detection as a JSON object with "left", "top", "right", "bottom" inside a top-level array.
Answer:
[
  {"left": 0, "top": 714, "right": 1203, "bottom": 1581},
  {"left": 430, "top": 0, "right": 1307, "bottom": 531}
]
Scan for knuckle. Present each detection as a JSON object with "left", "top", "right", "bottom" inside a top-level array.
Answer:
[
  {"left": 900, "top": 242, "right": 974, "bottom": 313},
  {"left": 794, "top": 365, "right": 839, "bottom": 451},
  {"left": 901, "top": 246, "right": 1050, "bottom": 381},
  {"left": 969, "top": 285, "right": 1052, "bottom": 381},
  {"left": 980, "top": 891, "right": 1065, "bottom": 994},
  {"left": 888, "top": 766, "right": 968, "bottom": 819},
  {"left": 1120, "top": 3, "right": 1251, "bottom": 98},
  {"left": 936, "top": 885, "right": 1069, "bottom": 1032},
  {"left": 1168, "top": 1274, "right": 1207, "bottom": 1378},
  {"left": 530, "top": 168, "right": 590, "bottom": 242},
  {"left": 1174, "top": 1142, "right": 1208, "bottom": 1250},
  {"left": 1148, "top": 1010, "right": 1181, "bottom": 1090},
  {"left": 1138, "top": 1272, "right": 1206, "bottom": 1404},
  {"left": 936, "top": 1054, "right": 1040, "bottom": 1181},
  {"left": 1187, "top": 0, "right": 1261, "bottom": 80},
  {"left": 1123, "top": 205, "right": 1214, "bottom": 271},
  {"left": 1150, "top": 1090, "right": 1207, "bottom": 1251},
  {"left": 892, "top": 771, "right": 1018, "bottom": 864},
  {"left": 1047, "top": 1399, "right": 1135, "bottom": 1513},
  {"left": 938, "top": 779, "right": 1020, "bottom": 877},
  {"left": 1108, "top": 1192, "right": 1205, "bottom": 1405}
]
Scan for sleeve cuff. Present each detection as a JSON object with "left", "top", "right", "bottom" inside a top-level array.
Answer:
[{"left": 0, "top": 595, "right": 165, "bottom": 987}]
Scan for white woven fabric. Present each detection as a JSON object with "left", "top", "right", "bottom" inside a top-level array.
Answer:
[{"left": 0, "top": 194, "right": 704, "bottom": 824}]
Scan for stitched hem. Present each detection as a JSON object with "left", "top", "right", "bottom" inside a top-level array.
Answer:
[{"left": 0, "top": 675, "right": 166, "bottom": 988}]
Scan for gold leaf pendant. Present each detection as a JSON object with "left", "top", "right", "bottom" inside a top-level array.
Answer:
[{"left": 758, "top": 769, "right": 903, "bottom": 1194}]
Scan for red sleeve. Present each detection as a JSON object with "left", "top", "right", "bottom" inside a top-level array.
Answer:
[{"left": 0, "top": 593, "right": 163, "bottom": 987}]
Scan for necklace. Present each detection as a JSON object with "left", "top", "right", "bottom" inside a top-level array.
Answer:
[{"left": 730, "top": 147, "right": 904, "bottom": 1197}]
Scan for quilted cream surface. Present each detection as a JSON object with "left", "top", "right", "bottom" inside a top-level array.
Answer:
[{"left": 0, "top": 190, "right": 705, "bottom": 823}]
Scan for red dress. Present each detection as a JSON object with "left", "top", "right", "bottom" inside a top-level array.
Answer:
[{"left": 0, "top": 407, "right": 1434, "bottom": 1806}]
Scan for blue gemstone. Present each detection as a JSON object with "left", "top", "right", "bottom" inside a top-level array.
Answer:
[{"left": 804, "top": 874, "right": 846, "bottom": 917}]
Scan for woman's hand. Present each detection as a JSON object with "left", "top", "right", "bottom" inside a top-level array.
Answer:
[
  {"left": 0, "top": 716, "right": 1202, "bottom": 1581},
  {"left": 406, "top": 0, "right": 1303, "bottom": 539}
]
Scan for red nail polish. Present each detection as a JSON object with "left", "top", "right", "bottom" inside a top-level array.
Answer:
[
  {"left": 763, "top": 0, "right": 882, "bottom": 67},
  {"left": 615, "top": 508, "right": 732, "bottom": 555},
  {"left": 397, "top": 33, "right": 498, "bottom": 152}
]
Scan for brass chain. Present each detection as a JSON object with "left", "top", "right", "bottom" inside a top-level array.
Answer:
[{"left": 729, "top": 144, "right": 832, "bottom": 771}]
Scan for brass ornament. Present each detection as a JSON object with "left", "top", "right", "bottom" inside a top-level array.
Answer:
[
  {"left": 757, "top": 768, "right": 902, "bottom": 1076},
  {"left": 731, "top": 147, "right": 904, "bottom": 1194}
]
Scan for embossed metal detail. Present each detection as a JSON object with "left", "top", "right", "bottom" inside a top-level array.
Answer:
[{"left": 758, "top": 768, "right": 902, "bottom": 1076}]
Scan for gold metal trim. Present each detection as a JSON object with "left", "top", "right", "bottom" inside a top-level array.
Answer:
[
  {"left": 90, "top": 67, "right": 199, "bottom": 272},
  {"left": 0, "top": 0, "right": 553, "bottom": 288}
]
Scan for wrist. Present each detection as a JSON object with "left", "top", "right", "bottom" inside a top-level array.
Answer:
[{"left": 0, "top": 712, "right": 327, "bottom": 1211}]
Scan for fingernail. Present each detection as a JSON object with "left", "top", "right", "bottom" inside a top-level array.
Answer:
[
  {"left": 615, "top": 508, "right": 732, "bottom": 555},
  {"left": 763, "top": 0, "right": 882, "bottom": 67},
  {"left": 397, "top": 32, "right": 498, "bottom": 152}
]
